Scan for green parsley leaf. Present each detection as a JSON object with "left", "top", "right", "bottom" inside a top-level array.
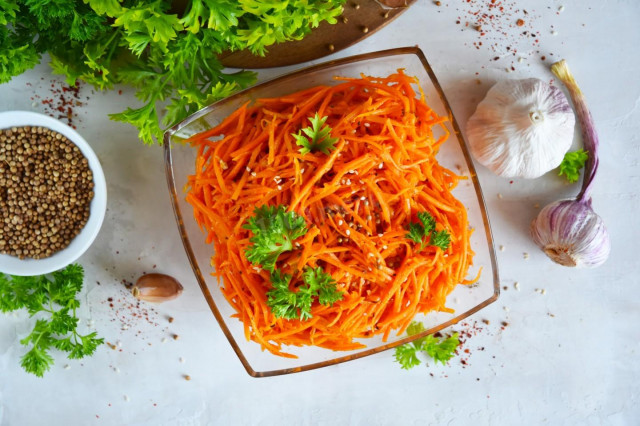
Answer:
[
  {"left": 243, "top": 205, "right": 308, "bottom": 272},
  {"left": 293, "top": 113, "right": 339, "bottom": 155},
  {"left": 406, "top": 222, "right": 425, "bottom": 245},
  {"left": 266, "top": 271, "right": 299, "bottom": 320},
  {"left": 423, "top": 333, "right": 460, "bottom": 365},
  {"left": 429, "top": 230, "right": 451, "bottom": 251},
  {"left": 558, "top": 149, "right": 589, "bottom": 183},
  {"left": 1, "top": 264, "right": 104, "bottom": 377},
  {"left": 417, "top": 211, "right": 436, "bottom": 235},
  {"left": 266, "top": 266, "right": 343, "bottom": 321},
  {"left": 302, "top": 267, "right": 343, "bottom": 306},
  {"left": 394, "top": 321, "right": 460, "bottom": 369},
  {"left": 393, "top": 342, "right": 423, "bottom": 370},
  {"left": 405, "top": 212, "right": 450, "bottom": 251}
]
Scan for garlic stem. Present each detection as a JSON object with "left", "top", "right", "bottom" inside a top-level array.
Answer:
[{"left": 551, "top": 60, "right": 599, "bottom": 202}]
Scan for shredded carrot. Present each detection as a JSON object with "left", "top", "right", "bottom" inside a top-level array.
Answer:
[{"left": 184, "top": 71, "right": 478, "bottom": 357}]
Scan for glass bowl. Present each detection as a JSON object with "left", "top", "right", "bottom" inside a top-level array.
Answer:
[{"left": 164, "top": 47, "right": 499, "bottom": 377}]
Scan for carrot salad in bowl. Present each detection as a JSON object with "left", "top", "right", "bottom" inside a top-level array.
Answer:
[{"left": 184, "top": 71, "right": 479, "bottom": 357}]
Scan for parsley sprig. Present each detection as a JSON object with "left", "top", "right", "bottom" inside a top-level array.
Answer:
[
  {"left": 293, "top": 113, "right": 339, "bottom": 155},
  {"left": 243, "top": 205, "right": 308, "bottom": 272},
  {"left": 406, "top": 211, "right": 451, "bottom": 251},
  {"left": 267, "top": 267, "right": 343, "bottom": 321},
  {"left": 0, "top": 264, "right": 104, "bottom": 377},
  {"left": 558, "top": 149, "right": 589, "bottom": 183},
  {"left": 243, "top": 204, "right": 343, "bottom": 320},
  {"left": 394, "top": 322, "right": 460, "bottom": 370}
]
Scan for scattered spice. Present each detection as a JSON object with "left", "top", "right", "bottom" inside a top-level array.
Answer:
[
  {"left": 0, "top": 126, "right": 94, "bottom": 259},
  {"left": 168, "top": 316, "right": 174, "bottom": 323},
  {"left": 33, "top": 80, "right": 83, "bottom": 128},
  {"left": 173, "top": 334, "right": 179, "bottom": 340},
  {"left": 184, "top": 374, "right": 191, "bottom": 381},
  {"left": 451, "top": 0, "right": 546, "bottom": 68}
]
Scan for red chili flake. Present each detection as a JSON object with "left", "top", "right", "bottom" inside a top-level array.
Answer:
[{"left": 516, "top": 18, "right": 525, "bottom": 26}]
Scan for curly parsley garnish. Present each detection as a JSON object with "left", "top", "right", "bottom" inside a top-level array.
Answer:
[
  {"left": 293, "top": 113, "right": 339, "bottom": 155},
  {"left": 394, "top": 322, "right": 460, "bottom": 370},
  {"left": 266, "top": 267, "right": 343, "bottom": 321},
  {"left": 243, "top": 205, "right": 308, "bottom": 272},
  {"left": 406, "top": 211, "right": 451, "bottom": 251},
  {"left": 558, "top": 149, "right": 589, "bottom": 183},
  {"left": 0, "top": 264, "right": 104, "bottom": 377}
]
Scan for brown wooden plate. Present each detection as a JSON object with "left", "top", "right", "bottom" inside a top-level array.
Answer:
[{"left": 219, "top": 0, "right": 417, "bottom": 69}]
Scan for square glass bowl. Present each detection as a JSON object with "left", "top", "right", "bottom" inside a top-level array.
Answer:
[{"left": 163, "top": 47, "right": 499, "bottom": 377}]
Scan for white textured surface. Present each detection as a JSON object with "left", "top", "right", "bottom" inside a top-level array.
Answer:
[{"left": 1, "top": 1, "right": 639, "bottom": 424}]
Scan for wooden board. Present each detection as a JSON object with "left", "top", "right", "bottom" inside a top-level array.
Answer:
[{"left": 219, "top": 0, "right": 417, "bottom": 69}]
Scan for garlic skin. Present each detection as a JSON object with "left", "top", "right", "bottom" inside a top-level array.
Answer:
[
  {"left": 466, "top": 78, "right": 575, "bottom": 178},
  {"left": 530, "top": 199, "right": 610, "bottom": 267}
]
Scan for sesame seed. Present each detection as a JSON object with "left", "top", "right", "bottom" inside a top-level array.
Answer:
[
  {"left": 378, "top": 233, "right": 383, "bottom": 237},
  {"left": 346, "top": 230, "right": 351, "bottom": 236},
  {"left": 251, "top": 172, "right": 256, "bottom": 177},
  {"left": 366, "top": 215, "right": 372, "bottom": 220},
  {"left": 245, "top": 166, "right": 251, "bottom": 172},
  {"left": 378, "top": 163, "right": 383, "bottom": 169},
  {"left": 360, "top": 196, "right": 366, "bottom": 201},
  {"left": 541, "top": 289, "right": 546, "bottom": 295},
  {"left": 124, "top": 395, "right": 130, "bottom": 402},
  {"left": 364, "top": 122, "right": 370, "bottom": 127},
  {"left": 277, "top": 185, "right": 282, "bottom": 190},
  {"left": 499, "top": 245, "right": 505, "bottom": 252},
  {"left": 300, "top": 168, "right": 305, "bottom": 174},
  {"left": 382, "top": 245, "right": 388, "bottom": 250},
  {"left": 497, "top": 193, "right": 503, "bottom": 199},
  {"left": 368, "top": 253, "right": 374, "bottom": 257},
  {"left": 558, "top": 5, "right": 565, "bottom": 12},
  {"left": 514, "top": 282, "right": 520, "bottom": 290},
  {"left": 64, "top": 364, "right": 70, "bottom": 370},
  {"left": 346, "top": 179, "right": 351, "bottom": 185},
  {"left": 338, "top": 220, "right": 343, "bottom": 226}
]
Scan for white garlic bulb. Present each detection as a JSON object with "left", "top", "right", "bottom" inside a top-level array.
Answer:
[{"left": 466, "top": 78, "right": 575, "bottom": 178}]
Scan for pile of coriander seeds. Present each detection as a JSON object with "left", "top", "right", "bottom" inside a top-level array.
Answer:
[{"left": 0, "top": 126, "right": 94, "bottom": 259}]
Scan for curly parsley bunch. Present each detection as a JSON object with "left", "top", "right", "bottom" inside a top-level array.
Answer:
[{"left": 0, "top": 0, "right": 345, "bottom": 144}]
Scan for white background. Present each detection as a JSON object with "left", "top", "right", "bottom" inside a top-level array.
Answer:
[{"left": 1, "top": 1, "right": 639, "bottom": 424}]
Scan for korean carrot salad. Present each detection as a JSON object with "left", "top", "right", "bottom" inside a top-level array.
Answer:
[{"left": 184, "top": 71, "right": 478, "bottom": 357}]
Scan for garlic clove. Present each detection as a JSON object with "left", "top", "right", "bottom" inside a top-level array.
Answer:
[
  {"left": 132, "top": 273, "right": 184, "bottom": 303},
  {"left": 530, "top": 199, "right": 610, "bottom": 268},
  {"left": 466, "top": 78, "right": 575, "bottom": 179}
]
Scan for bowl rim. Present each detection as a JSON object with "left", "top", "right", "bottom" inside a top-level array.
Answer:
[
  {"left": 163, "top": 46, "right": 500, "bottom": 377},
  {"left": 0, "top": 111, "right": 107, "bottom": 276}
]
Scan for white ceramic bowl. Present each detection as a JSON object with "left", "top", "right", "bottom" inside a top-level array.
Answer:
[{"left": 0, "top": 111, "right": 107, "bottom": 276}]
